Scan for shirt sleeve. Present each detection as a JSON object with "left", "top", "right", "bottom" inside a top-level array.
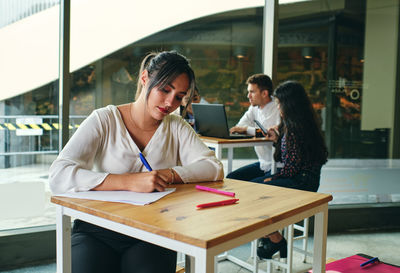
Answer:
[
  {"left": 236, "top": 107, "right": 256, "bottom": 136},
  {"left": 170, "top": 116, "right": 224, "bottom": 183},
  {"left": 48, "top": 111, "right": 109, "bottom": 194},
  {"left": 273, "top": 133, "right": 303, "bottom": 179}
]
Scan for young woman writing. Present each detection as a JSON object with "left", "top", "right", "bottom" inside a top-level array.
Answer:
[{"left": 49, "top": 51, "right": 224, "bottom": 273}]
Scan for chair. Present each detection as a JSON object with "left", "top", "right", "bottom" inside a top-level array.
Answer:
[
  {"left": 212, "top": 218, "right": 311, "bottom": 273},
  {"left": 175, "top": 265, "right": 185, "bottom": 273},
  {"left": 259, "top": 217, "right": 312, "bottom": 273}
]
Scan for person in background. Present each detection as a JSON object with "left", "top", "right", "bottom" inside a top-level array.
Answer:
[
  {"left": 180, "top": 86, "right": 200, "bottom": 119},
  {"left": 226, "top": 73, "right": 280, "bottom": 182},
  {"left": 256, "top": 80, "right": 328, "bottom": 260},
  {"left": 174, "top": 86, "right": 201, "bottom": 129},
  {"left": 49, "top": 51, "right": 224, "bottom": 273}
]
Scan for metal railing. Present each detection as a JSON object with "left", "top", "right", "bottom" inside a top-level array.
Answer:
[{"left": 0, "top": 115, "right": 86, "bottom": 157}]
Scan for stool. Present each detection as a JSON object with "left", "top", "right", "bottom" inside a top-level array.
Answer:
[
  {"left": 176, "top": 252, "right": 185, "bottom": 273},
  {"left": 255, "top": 217, "right": 312, "bottom": 273},
  {"left": 292, "top": 217, "right": 311, "bottom": 263},
  {"left": 175, "top": 265, "right": 185, "bottom": 273},
  {"left": 214, "top": 218, "right": 311, "bottom": 273}
]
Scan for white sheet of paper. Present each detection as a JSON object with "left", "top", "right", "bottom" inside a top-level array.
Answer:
[{"left": 56, "top": 188, "right": 176, "bottom": 206}]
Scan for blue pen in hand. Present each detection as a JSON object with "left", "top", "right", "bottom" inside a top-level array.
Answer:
[{"left": 139, "top": 152, "right": 153, "bottom": 171}]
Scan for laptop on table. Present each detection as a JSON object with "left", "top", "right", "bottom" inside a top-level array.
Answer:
[{"left": 191, "top": 103, "right": 253, "bottom": 139}]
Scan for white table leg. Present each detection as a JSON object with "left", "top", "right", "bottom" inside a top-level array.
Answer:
[
  {"left": 185, "top": 255, "right": 195, "bottom": 273},
  {"left": 312, "top": 206, "right": 328, "bottom": 273},
  {"left": 252, "top": 240, "right": 259, "bottom": 273},
  {"left": 56, "top": 205, "right": 71, "bottom": 273},
  {"left": 214, "top": 255, "right": 218, "bottom": 273},
  {"left": 214, "top": 145, "right": 222, "bottom": 161},
  {"left": 227, "top": 147, "right": 234, "bottom": 173},
  {"left": 194, "top": 250, "right": 215, "bottom": 273}
]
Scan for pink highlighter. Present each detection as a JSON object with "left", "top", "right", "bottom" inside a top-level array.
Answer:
[
  {"left": 196, "top": 198, "right": 239, "bottom": 209},
  {"left": 195, "top": 185, "right": 236, "bottom": 197}
]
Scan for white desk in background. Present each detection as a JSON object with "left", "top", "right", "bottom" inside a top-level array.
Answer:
[{"left": 199, "top": 136, "right": 274, "bottom": 173}]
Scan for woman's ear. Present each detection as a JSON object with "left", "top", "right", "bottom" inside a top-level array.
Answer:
[{"left": 140, "top": 69, "right": 149, "bottom": 86}]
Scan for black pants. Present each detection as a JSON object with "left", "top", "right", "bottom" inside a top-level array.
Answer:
[
  {"left": 226, "top": 162, "right": 273, "bottom": 182},
  {"left": 71, "top": 220, "right": 177, "bottom": 273},
  {"left": 252, "top": 169, "right": 320, "bottom": 192}
]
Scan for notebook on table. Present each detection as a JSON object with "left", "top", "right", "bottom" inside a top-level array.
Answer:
[
  {"left": 308, "top": 254, "right": 400, "bottom": 273},
  {"left": 191, "top": 103, "right": 253, "bottom": 139}
]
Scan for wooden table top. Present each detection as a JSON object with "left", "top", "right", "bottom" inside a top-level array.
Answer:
[
  {"left": 51, "top": 179, "right": 332, "bottom": 249},
  {"left": 199, "top": 136, "right": 271, "bottom": 144}
]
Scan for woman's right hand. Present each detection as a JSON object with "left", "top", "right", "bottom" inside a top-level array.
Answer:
[
  {"left": 265, "top": 127, "right": 279, "bottom": 142},
  {"left": 125, "top": 171, "right": 169, "bottom": 192},
  {"left": 94, "top": 171, "right": 169, "bottom": 193}
]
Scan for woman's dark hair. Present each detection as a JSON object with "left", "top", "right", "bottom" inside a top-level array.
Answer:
[
  {"left": 273, "top": 81, "right": 328, "bottom": 165},
  {"left": 135, "top": 51, "right": 196, "bottom": 116}
]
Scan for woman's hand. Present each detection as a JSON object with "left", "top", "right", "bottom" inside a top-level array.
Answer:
[
  {"left": 95, "top": 171, "right": 170, "bottom": 193},
  {"left": 264, "top": 127, "right": 279, "bottom": 142},
  {"left": 264, "top": 177, "right": 272, "bottom": 182},
  {"left": 125, "top": 171, "right": 169, "bottom": 192}
]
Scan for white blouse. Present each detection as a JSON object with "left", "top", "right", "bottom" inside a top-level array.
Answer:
[{"left": 49, "top": 105, "right": 224, "bottom": 194}]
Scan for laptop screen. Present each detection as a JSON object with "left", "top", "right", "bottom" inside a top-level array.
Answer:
[
  {"left": 192, "top": 103, "right": 229, "bottom": 138},
  {"left": 192, "top": 103, "right": 251, "bottom": 139}
]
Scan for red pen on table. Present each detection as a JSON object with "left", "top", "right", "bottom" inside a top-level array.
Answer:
[
  {"left": 196, "top": 198, "right": 239, "bottom": 209},
  {"left": 195, "top": 185, "right": 236, "bottom": 197}
]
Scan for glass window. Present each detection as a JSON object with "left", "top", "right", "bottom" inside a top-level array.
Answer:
[
  {"left": 69, "top": 8, "right": 264, "bottom": 159},
  {"left": 1, "top": 0, "right": 399, "bottom": 234},
  {"left": 276, "top": 0, "right": 400, "bottom": 205},
  {"left": 0, "top": 1, "right": 59, "bottom": 230}
]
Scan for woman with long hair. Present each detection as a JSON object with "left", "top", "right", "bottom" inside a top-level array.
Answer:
[
  {"left": 257, "top": 80, "right": 328, "bottom": 259},
  {"left": 49, "top": 51, "right": 224, "bottom": 273}
]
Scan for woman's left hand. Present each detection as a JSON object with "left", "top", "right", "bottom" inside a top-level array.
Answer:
[{"left": 264, "top": 177, "right": 272, "bottom": 182}]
